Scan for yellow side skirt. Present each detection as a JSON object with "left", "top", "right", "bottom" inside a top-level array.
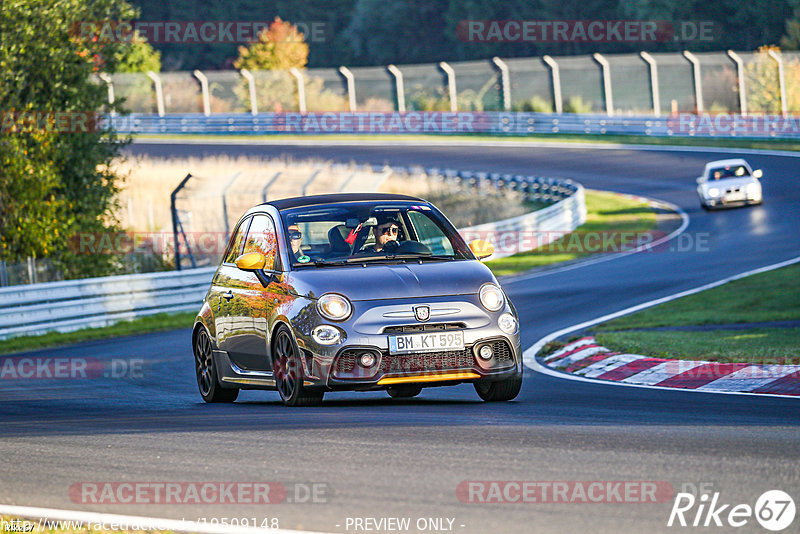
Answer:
[{"left": 377, "top": 371, "right": 481, "bottom": 386}]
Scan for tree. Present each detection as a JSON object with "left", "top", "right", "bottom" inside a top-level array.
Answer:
[
  {"left": 0, "top": 0, "right": 141, "bottom": 278},
  {"left": 234, "top": 17, "right": 309, "bottom": 71}
]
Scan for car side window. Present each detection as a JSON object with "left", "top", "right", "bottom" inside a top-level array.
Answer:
[
  {"left": 408, "top": 210, "right": 454, "bottom": 255},
  {"left": 242, "top": 214, "right": 277, "bottom": 270},
  {"left": 223, "top": 217, "right": 251, "bottom": 264}
]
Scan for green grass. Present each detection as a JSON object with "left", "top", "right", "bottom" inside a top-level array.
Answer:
[
  {"left": 595, "top": 264, "right": 800, "bottom": 330},
  {"left": 0, "top": 312, "right": 196, "bottom": 355},
  {"left": 134, "top": 132, "right": 800, "bottom": 152},
  {"left": 486, "top": 189, "right": 659, "bottom": 276},
  {"left": 592, "top": 263, "right": 800, "bottom": 365},
  {"left": 595, "top": 328, "right": 800, "bottom": 365}
]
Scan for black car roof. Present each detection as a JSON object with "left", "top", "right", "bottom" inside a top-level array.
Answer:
[{"left": 264, "top": 193, "right": 426, "bottom": 210}]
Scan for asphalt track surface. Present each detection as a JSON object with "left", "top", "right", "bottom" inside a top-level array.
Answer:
[{"left": 1, "top": 140, "right": 799, "bottom": 533}]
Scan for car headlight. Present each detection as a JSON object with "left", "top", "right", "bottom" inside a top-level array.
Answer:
[
  {"left": 311, "top": 325, "right": 343, "bottom": 345},
  {"left": 747, "top": 182, "right": 760, "bottom": 196},
  {"left": 317, "top": 293, "right": 352, "bottom": 321},
  {"left": 479, "top": 283, "right": 504, "bottom": 312},
  {"left": 708, "top": 187, "right": 720, "bottom": 197},
  {"left": 498, "top": 313, "right": 518, "bottom": 334}
]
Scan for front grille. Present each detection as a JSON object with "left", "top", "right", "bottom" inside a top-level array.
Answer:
[
  {"left": 382, "top": 322, "right": 465, "bottom": 334},
  {"left": 381, "top": 349, "right": 475, "bottom": 374},
  {"left": 332, "top": 339, "right": 515, "bottom": 380}
]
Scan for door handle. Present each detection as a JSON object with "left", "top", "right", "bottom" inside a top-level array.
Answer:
[{"left": 222, "top": 291, "right": 234, "bottom": 301}]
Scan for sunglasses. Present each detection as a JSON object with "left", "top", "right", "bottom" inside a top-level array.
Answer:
[
  {"left": 380, "top": 225, "right": 399, "bottom": 236},
  {"left": 288, "top": 230, "right": 302, "bottom": 240}
]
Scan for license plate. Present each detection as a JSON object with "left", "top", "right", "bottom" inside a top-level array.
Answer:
[{"left": 388, "top": 331, "right": 465, "bottom": 354}]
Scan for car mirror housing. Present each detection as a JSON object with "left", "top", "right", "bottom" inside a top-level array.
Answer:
[
  {"left": 696, "top": 176, "right": 705, "bottom": 184},
  {"left": 753, "top": 169, "right": 763, "bottom": 179},
  {"left": 469, "top": 239, "right": 494, "bottom": 260},
  {"left": 235, "top": 252, "right": 267, "bottom": 271}
]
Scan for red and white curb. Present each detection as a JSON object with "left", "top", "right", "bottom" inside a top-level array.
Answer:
[{"left": 543, "top": 336, "right": 800, "bottom": 396}]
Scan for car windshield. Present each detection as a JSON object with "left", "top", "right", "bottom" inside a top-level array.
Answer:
[
  {"left": 280, "top": 201, "right": 472, "bottom": 267},
  {"left": 709, "top": 165, "right": 749, "bottom": 180}
]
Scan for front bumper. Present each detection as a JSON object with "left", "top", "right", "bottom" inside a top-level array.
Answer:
[{"left": 296, "top": 295, "right": 523, "bottom": 391}]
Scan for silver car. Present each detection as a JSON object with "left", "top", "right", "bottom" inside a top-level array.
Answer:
[
  {"left": 696, "top": 158, "right": 763, "bottom": 209},
  {"left": 192, "top": 193, "right": 523, "bottom": 406}
]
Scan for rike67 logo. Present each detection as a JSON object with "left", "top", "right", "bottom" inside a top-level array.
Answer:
[{"left": 668, "top": 489, "right": 795, "bottom": 531}]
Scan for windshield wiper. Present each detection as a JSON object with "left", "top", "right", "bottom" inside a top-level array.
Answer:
[{"left": 344, "top": 254, "right": 455, "bottom": 263}]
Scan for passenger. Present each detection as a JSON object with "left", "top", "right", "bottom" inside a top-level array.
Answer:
[{"left": 288, "top": 224, "right": 307, "bottom": 262}]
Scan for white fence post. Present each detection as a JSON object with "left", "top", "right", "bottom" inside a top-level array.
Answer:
[
  {"left": 146, "top": 71, "right": 165, "bottom": 117},
  {"left": 239, "top": 69, "right": 258, "bottom": 115},
  {"left": 387, "top": 64, "right": 406, "bottom": 112},
  {"left": 290, "top": 68, "right": 307, "bottom": 113},
  {"left": 767, "top": 50, "right": 788, "bottom": 116},
  {"left": 439, "top": 61, "right": 458, "bottom": 112},
  {"left": 542, "top": 56, "right": 563, "bottom": 114},
  {"left": 339, "top": 66, "right": 357, "bottom": 112},
  {"left": 726, "top": 50, "right": 747, "bottom": 116},
  {"left": 683, "top": 51, "right": 704, "bottom": 114},
  {"left": 640, "top": 52, "right": 661, "bottom": 117},
  {"left": 593, "top": 53, "right": 614, "bottom": 116},
  {"left": 193, "top": 69, "right": 211, "bottom": 116},
  {"left": 492, "top": 57, "right": 511, "bottom": 111}
]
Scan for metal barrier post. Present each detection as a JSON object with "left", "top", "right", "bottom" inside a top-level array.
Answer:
[
  {"left": 302, "top": 170, "right": 321, "bottom": 196},
  {"left": 492, "top": 57, "right": 511, "bottom": 111},
  {"left": 171, "top": 173, "right": 193, "bottom": 270},
  {"left": 439, "top": 61, "right": 458, "bottom": 112},
  {"left": 0, "top": 261, "right": 7, "bottom": 287},
  {"left": 339, "top": 66, "right": 357, "bottom": 112},
  {"left": 683, "top": 51, "right": 704, "bottom": 113},
  {"left": 290, "top": 68, "right": 307, "bottom": 113},
  {"left": 240, "top": 69, "right": 258, "bottom": 115},
  {"left": 262, "top": 171, "right": 282, "bottom": 202},
  {"left": 593, "top": 53, "right": 614, "bottom": 116},
  {"left": 221, "top": 172, "right": 242, "bottom": 236},
  {"left": 387, "top": 65, "right": 406, "bottom": 112},
  {"left": 767, "top": 50, "right": 788, "bottom": 116},
  {"left": 146, "top": 71, "right": 165, "bottom": 117},
  {"left": 193, "top": 70, "right": 211, "bottom": 116},
  {"left": 542, "top": 56, "right": 562, "bottom": 114},
  {"left": 338, "top": 171, "right": 357, "bottom": 192},
  {"left": 640, "top": 52, "right": 661, "bottom": 117}
]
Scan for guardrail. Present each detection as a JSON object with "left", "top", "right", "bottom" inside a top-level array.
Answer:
[
  {"left": 110, "top": 112, "right": 800, "bottom": 139},
  {"left": 0, "top": 268, "right": 215, "bottom": 340},
  {"left": 0, "top": 172, "right": 585, "bottom": 341}
]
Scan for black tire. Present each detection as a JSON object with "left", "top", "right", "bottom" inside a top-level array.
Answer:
[
  {"left": 386, "top": 385, "right": 423, "bottom": 398},
  {"left": 194, "top": 328, "right": 239, "bottom": 403},
  {"left": 272, "top": 325, "right": 324, "bottom": 407},
  {"left": 474, "top": 373, "right": 522, "bottom": 402}
]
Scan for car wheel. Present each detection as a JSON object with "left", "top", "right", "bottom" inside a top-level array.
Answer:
[
  {"left": 273, "top": 325, "right": 324, "bottom": 407},
  {"left": 194, "top": 328, "right": 239, "bottom": 403},
  {"left": 386, "top": 385, "right": 422, "bottom": 398},
  {"left": 474, "top": 373, "right": 522, "bottom": 402}
]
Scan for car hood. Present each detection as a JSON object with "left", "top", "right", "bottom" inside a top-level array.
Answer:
[{"left": 286, "top": 260, "right": 496, "bottom": 301}]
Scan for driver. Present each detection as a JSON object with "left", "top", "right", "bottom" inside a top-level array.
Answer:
[
  {"left": 288, "top": 224, "right": 309, "bottom": 262},
  {"left": 364, "top": 215, "right": 400, "bottom": 253}
]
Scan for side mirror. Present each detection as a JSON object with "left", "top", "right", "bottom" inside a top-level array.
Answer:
[
  {"left": 752, "top": 169, "right": 763, "bottom": 179},
  {"left": 695, "top": 176, "right": 705, "bottom": 184},
  {"left": 235, "top": 252, "right": 266, "bottom": 271},
  {"left": 469, "top": 239, "right": 494, "bottom": 260}
]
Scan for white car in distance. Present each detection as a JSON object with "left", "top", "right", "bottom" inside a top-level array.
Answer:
[{"left": 696, "top": 158, "right": 763, "bottom": 209}]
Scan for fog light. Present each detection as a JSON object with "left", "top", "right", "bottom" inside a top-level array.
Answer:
[
  {"left": 311, "top": 325, "right": 342, "bottom": 345},
  {"left": 478, "top": 345, "right": 494, "bottom": 360},
  {"left": 498, "top": 313, "right": 518, "bottom": 334},
  {"left": 359, "top": 352, "right": 376, "bottom": 367}
]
